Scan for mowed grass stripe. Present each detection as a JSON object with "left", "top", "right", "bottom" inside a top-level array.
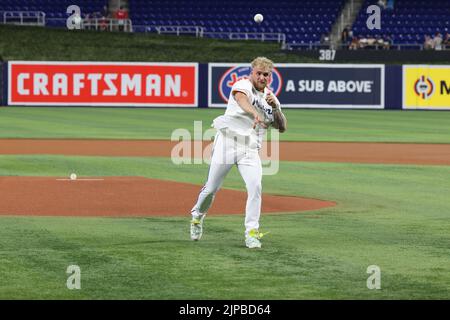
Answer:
[
  {"left": 1, "top": 108, "right": 450, "bottom": 143},
  {"left": 0, "top": 211, "right": 449, "bottom": 299}
]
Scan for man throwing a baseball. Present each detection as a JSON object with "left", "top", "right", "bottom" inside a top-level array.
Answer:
[{"left": 190, "top": 57, "right": 287, "bottom": 248}]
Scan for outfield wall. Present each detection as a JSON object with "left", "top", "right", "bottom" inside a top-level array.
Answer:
[
  {"left": 2, "top": 61, "right": 449, "bottom": 110},
  {"left": 209, "top": 63, "right": 385, "bottom": 109},
  {"left": 0, "top": 62, "right": 4, "bottom": 106},
  {"left": 6, "top": 61, "right": 198, "bottom": 107},
  {"left": 403, "top": 65, "right": 450, "bottom": 110}
]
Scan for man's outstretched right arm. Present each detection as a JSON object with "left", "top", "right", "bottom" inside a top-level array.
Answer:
[{"left": 233, "top": 91, "right": 267, "bottom": 129}]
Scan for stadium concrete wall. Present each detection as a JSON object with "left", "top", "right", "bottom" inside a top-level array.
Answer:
[{"left": 385, "top": 65, "right": 402, "bottom": 110}]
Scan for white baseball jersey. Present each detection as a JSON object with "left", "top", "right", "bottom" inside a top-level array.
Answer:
[{"left": 212, "top": 79, "right": 281, "bottom": 150}]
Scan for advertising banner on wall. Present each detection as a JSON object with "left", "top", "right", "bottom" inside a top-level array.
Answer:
[
  {"left": 8, "top": 61, "right": 198, "bottom": 107},
  {"left": 403, "top": 65, "right": 450, "bottom": 110},
  {"left": 0, "top": 62, "right": 3, "bottom": 106},
  {"left": 209, "top": 63, "right": 385, "bottom": 109}
]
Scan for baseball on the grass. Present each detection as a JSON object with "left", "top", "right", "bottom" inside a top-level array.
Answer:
[
  {"left": 254, "top": 13, "right": 264, "bottom": 23},
  {"left": 70, "top": 173, "right": 77, "bottom": 180}
]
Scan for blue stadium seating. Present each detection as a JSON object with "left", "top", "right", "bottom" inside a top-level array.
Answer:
[
  {"left": 129, "top": 0, "right": 345, "bottom": 44},
  {"left": 0, "top": 0, "right": 343, "bottom": 44},
  {"left": 0, "top": 0, "right": 106, "bottom": 23},
  {"left": 7, "top": 0, "right": 448, "bottom": 48},
  {"left": 352, "top": 0, "right": 450, "bottom": 46}
]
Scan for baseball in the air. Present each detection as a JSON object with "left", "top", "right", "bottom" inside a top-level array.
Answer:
[
  {"left": 70, "top": 173, "right": 77, "bottom": 180},
  {"left": 254, "top": 13, "right": 264, "bottom": 24}
]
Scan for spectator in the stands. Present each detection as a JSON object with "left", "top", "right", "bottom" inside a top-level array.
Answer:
[
  {"left": 358, "top": 34, "right": 375, "bottom": 49},
  {"left": 432, "top": 32, "right": 443, "bottom": 50},
  {"left": 115, "top": 6, "right": 128, "bottom": 31},
  {"left": 99, "top": 14, "right": 108, "bottom": 31},
  {"left": 444, "top": 32, "right": 450, "bottom": 49},
  {"left": 83, "top": 10, "right": 105, "bottom": 31},
  {"left": 341, "top": 25, "right": 350, "bottom": 46},
  {"left": 349, "top": 36, "right": 359, "bottom": 50},
  {"left": 423, "top": 35, "right": 433, "bottom": 50},
  {"left": 366, "top": 35, "right": 377, "bottom": 48},
  {"left": 93, "top": 4, "right": 109, "bottom": 31},
  {"left": 348, "top": 25, "right": 354, "bottom": 39},
  {"left": 383, "top": 35, "right": 393, "bottom": 50},
  {"left": 375, "top": 35, "right": 384, "bottom": 49}
]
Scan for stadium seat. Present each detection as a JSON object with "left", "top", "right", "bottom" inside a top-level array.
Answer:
[
  {"left": 127, "top": 0, "right": 345, "bottom": 44},
  {"left": 351, "top": 0, "right": 450, "bottom": 46}
]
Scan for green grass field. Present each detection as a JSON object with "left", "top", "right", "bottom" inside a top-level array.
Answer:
[
  {"left": 1, "top": 107, "right": 450, "bottom": 299},
  {"left": 1, "top": 107, "right": 450, "bottom": 143}
]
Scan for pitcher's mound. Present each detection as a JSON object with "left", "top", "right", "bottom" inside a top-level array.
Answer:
[{"left": 0, "top": 176, "right": 335, "bottom": 217}]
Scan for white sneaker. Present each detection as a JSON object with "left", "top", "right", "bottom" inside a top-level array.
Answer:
[
  {"left": 245, "top": 236, "right": 262, "bottom": 249},
  {"left": 190, "top": 216, "right": 204, "bottom": 241},
  {"left": 245, "top": 229, "right": 268, "bottom": 249}
]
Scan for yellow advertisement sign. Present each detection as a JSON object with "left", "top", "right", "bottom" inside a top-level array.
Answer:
[{"left": 403, "top": 66, "right": 450, "bottom": 109}]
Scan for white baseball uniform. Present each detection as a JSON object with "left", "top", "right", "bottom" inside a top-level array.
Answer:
[{"left": 191, "top": 79, "right": 281, "bottom": 235}]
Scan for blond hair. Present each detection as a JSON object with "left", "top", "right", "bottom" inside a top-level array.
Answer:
[{"left": 251, "top": 57, "right": 274, "bottom": 71}]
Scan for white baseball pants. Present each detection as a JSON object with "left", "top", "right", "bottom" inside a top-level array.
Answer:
[{"left": 191, "top": 130, "right": 262, "bottom": 235}]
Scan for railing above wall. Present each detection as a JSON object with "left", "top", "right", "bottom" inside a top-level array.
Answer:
[
  {"left": 133, "top": 25, "right": 286, "bottom": 48},
  {"left": 203, "top": 32, "right": 286, "bottom": 48},
  {"left": 2, "top": 11, "right": 45, "bottom": 26},
  {"left": 43, "top": 18, "right": 133, "bottom": 32},
  {"left": 133, "top": 25, "right": 204, "bottom": 37},
  {"left": 286, "top": 43, "right": 449, "bottom": 51},
  {"left": 81, "top": 18, "right": 133, "bottom": 32}
]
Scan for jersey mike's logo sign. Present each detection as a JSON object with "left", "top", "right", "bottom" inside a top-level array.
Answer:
[
  {"left": 218, "top": 66, "right": 282, "bottom": 103},
  {"left": 414, "top": 76, "right": 435, "bottom": 99},
  {"left": 210, "top": 63, "right": 384, "bottom": 108},
  {"left": 403, "top": 66, "right": 450, "bottom": 110},
  {"left": 8, "top": 61, "right": 198, "bottom": 107}
]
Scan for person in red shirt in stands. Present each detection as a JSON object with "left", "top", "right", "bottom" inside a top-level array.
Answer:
[{"left": 115, "top": 6, "right": 128, "bottom": 31}]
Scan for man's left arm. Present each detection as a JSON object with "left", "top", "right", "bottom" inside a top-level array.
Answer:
[{"left": 266, "top": 92, "right": 287, "bottom": 133}]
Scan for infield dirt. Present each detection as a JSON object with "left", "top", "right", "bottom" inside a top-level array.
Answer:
[
  {"left": 0, "top": 176, "right": 336, "bottom": 216},
  {"left": 1, "top": 139, "right": 449, "bottom": 165},
  {"left": 2, "top": 138, "right": 448, "bottom": 217}
]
